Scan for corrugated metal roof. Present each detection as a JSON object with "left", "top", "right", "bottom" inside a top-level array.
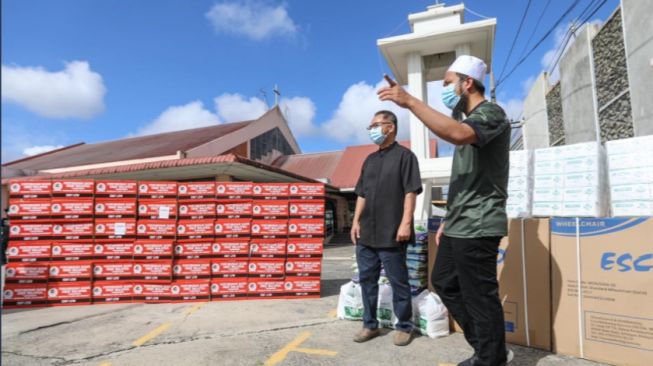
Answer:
[
  {"left": 272, "top": 151, "right": 344, "bottom": 182},
  {"left": 4, "top": 120, "right": 253, "bottom": 171}
]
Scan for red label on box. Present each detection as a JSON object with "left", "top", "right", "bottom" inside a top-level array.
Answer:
[
  {"left": 250, "top": 239, "right": 286, "bottom": 258},
  {"left": 48, "top": 282, "right": 92, "bottom": 305},
  {"left": 53, "top": 221, "right": 94, "bottom": 240},
  {"left": 173, "top": 260, "right": 211, "bottom": 279},
  {"left": 252, "top": 200, "right": 288, "bottom": 218},
  {"left": 284, "top": 277, "right": 321, "bottom": 297},
  {"left": 252, "top": 183, "right": 289, "bottom": 199},
  {"left": 95, "top": 198, "right": 137, "bottom": 218},
  {"left": 92, "top": 281, "right": 133, "bottom": 302},
  {"left": 134, "top": 240, "right": 173, "bottom": 260},
  {"left": 133, "top": 260, "right": 172, "bottom": 280},
  {"left": 216, "top": 200, "right": 252, "bottom": 218},
  {"left": 94, "top": 241, "right": 134, "bottom": 260},
  {"left": 215, "top": 182, "right": 253, "bottom": 198},
  {"left": 288, "top": 219, "right": 324, "bottom": 237},
  {"left": 285, "top": 258, "right": 322, "bottom": 276},
  {"left": 3, "top": 283, "right": 48, "bottom": 307},
  {"left": 95, "top": 180, "right": 137, "bottom": 197},
  {"left": 49, "top": 261, "right": 93, "bottom": 282},
  {"left": 179, "top": 200, "right": 216, "bottom": 219},
  {"left": 5, "top": 262, "right": 49, "bottom": 283},
  {"left": 9, "top": 180, "right": 52, "bottom": 198},
  {"left": 133, "top": 282, "right": 170, "bottom": 302},
  {"left": 212, "top": 239, "right": 249, "bottom": 258},
  {"left": 138, "top": 181, "right": 177, "bottom": 197},
  {"left": 95, "top": 219, "right": 137, "bottom": 239},
  {"left": 8, "top": 199, "right": 51, "bottom": 219},
  {"left": 51, "top": 198, "right": 94, "bottom": 219},
  {"left": 289, "top": 183, "right": 325, "bottom": 198},
  {"left": 138, "top": 199, "right": 177, "bottom": 219},
  {"left": 6, "top": 241, "right": 51, "bottom": 262},
  {"left": 178, "top": 182, "right": 216, "bottom": 199},
  {"left": 211, "top": 259, "right": 249, "bottom": 278},
  {"left": 215, "top": 219, "right": 251, "bottom": 237},
  {"left": 210, "top": 278, "right": 248, "bottom": 300},
  {"left": 248, "top": 278, "right": 285, "bottom": 296},
  {"left": 170, "top": 280, "right": 210, "bottom": 301},
  {"left": 177, "top": 219, "right": 214, "bottom": 238},
  {"left": 248, "top": 259, "right": 285, "bottom": 278},
  {"left": 251, "top": 220, "right": 288, "bottom": 237},
  {"left": 286, "top": 238, "right": 323, "bottom": 258},
  {"left": 51, "top": 241, "right": 94, "bottom": 260},
  {"left": 289, "top": 200, "right": 325, "bottom": 218},
  {"left": 52, "top": 180, "right": 94, "bottom": 196},
  {"left": 9, "top": 222, "right": 52, "bottom": 239},
  {"left": 93, "top": 261, "right": 134, "bottom": 280},
  {"left": 137, "top": 220, "right": 176, "bottom": 239},
  {"left": 174, "top": 240, "right": 213, "bottom": 259}
]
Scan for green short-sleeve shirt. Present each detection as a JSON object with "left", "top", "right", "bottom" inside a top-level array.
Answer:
[{"left": 444, "top": 101, "right": 510, "bottom": 238}]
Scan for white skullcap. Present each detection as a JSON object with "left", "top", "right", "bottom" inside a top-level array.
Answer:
[{"left": 448, "top": 55, "right": 487, "bottom": 85}]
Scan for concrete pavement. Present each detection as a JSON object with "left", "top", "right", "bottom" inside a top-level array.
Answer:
[{"left": 2, "top": 244, "right": 609, "bottom": 366}]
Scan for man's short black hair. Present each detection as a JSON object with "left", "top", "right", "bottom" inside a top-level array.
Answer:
[
  {"left": 456, "top": 72, "right": 486, "bottom": 95},
  {"left": 374, "top": 110, "right": 398, "bottom": 132}
]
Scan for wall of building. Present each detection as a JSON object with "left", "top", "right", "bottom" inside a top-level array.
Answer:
[
  {"left": 592, "top": 8, "right": 634, "bottom": 142},
  {"left": 622, "top": 0, "right": 653, "bottom": 136},
  {"left": 559, "top": 24, "right": 600, "bottom": 144},
  {"left": 545, "top": 83, "right": 565, "bottom": 146},
  {"left": 525, "top": 3, "right": 651, "bottom": 150},
  {"left": 522, "top": 73, "right": 550, "bottom": 149}
]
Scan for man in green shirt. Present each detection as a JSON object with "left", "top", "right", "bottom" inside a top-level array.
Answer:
[{"left": 378, "top": 55, "right": 510, "bottom": 366}]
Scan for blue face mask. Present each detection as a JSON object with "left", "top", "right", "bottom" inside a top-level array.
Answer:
[
  {"left": 441, "top": 83, "right": 461, "bottom": 110},
  {"left": 368, "top": 126, "right": 387, "bottom": 145}
]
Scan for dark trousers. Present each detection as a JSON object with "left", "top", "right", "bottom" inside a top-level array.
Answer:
[
  {"left": 356, "top": 243, "right": 413, "bottom": 332},
  {"left": 432, "top": 235, "right": 506, "bottom": 366}
]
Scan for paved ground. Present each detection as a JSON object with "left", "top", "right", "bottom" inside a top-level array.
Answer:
[{"left": 2, "top": 244, "right": 609, "bottom": 366}]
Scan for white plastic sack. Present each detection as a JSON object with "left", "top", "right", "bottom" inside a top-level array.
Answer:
[
  {"left": 412, "top": 290, "right": 450, "bottom": 338},
  {"left": 377, "top": 283, "right": 397, "bottom": 329},
  {"left": 337, "top": 281, "right": 364, "bottom": 321}
]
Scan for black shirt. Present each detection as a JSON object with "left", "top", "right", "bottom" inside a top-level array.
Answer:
[{"left": 354, "top": 142, "right": 423, "bottom": 248}]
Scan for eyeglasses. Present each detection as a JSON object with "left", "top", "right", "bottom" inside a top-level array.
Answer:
[{"left": 366, "top": 122, "right": 393, "bottom": 130}]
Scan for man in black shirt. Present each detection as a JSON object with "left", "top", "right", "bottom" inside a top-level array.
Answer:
[{"left": 351, "top": 110, "right": 423, "bottom": 346}]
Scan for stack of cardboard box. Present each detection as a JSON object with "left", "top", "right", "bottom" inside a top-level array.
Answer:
[{"left": 3, "top": 179, "right": 326, "bottom": 307}]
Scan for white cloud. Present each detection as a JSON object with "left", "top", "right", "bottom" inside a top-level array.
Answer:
[
  {"left": 136, "top": 101, "right": 220, "bottom": 136},
  {"left": 279, "top": 97, "right": 317, "bottom": 137},
  {"left": 22, "top": 145, "right": 65, "bottom": 157},
  {"left": 320, "top": 80, "right": 410, "bottom": 144},
  {"left": 1, "top": 123, "right": 67, "bottom": 163},
  {"left": 499, "top": 99, "right": 524, "bottom": 121},
  {"left": 206, "top": 0, "right": 298, "bottom": 41},
  {"left": 1, "top": 61, "right": 106, "bottom": 119},
  {"left": 214, "top": 93, "right": 268, "bottom": 122}
]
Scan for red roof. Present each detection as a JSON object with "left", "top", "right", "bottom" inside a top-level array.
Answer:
[
  {"left": 272, "top": 151, "right": 343, "bottom": 181},
  {"left": 278, "top": 140, "right": 437, "bottom": 189}
]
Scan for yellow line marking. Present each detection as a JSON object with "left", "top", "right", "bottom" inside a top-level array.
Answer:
[
  {"left": 183, "top": 302, "right": 206, "bottom": 316},
  {"left": 264, "top": 331, "right": 337, "bottom": 366},
  {"left": 98, "top": 363, "right": 112, "bottom": 366},
  {"left": 294, "top": 348, "right": 338, "bottom": 356},
  {"left": 327, "top": 309, "right": 337, "bottom": 318},
  {"left": 132, "top": 322, "right": 172, "bottom": 347}
]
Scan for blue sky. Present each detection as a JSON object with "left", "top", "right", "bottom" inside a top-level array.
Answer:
[{"left": 2, "top": 0, "right": 619, "bottom": 162}]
